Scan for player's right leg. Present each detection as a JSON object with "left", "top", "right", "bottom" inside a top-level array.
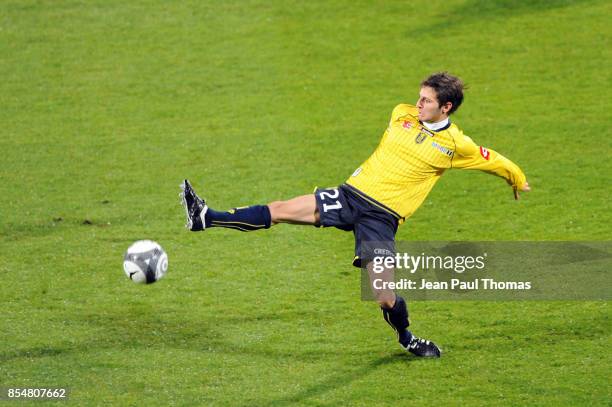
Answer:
[{"left": 180, "top": 179, "right": 319, "bottom": 232}]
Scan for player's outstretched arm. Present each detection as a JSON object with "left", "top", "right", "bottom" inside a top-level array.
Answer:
[
  {"left": 451, "top": 133, "right": 530, "bottom": 200},
  {"left": 513, "top": 181, "right": 531, "bottom": 200}
]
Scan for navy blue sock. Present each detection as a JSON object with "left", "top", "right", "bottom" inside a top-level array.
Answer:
[
  {"left": 381, "top": 296, "right": 413, "bottom": 347},
  {"left": 205, "top": 205, "right": 271, "bottom": 231}
]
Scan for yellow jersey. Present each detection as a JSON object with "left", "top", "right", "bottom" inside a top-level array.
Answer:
[{"left": 345, "top": 104, "right": 527, "bottom": 222}]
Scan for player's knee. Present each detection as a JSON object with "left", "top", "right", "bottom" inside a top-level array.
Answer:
[
  {"left": 377, "top": 298, "right": 396, "bottom": 309},
  {"left": 268, "top": 200, "right": 288, "bottom": 223},
  {"left": 374, "top": 289, "right": 397, "bottom": 309}
]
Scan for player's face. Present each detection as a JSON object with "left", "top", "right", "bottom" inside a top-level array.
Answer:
[{"left": 417, "top": 87, "right": 449, "bottom": 122}]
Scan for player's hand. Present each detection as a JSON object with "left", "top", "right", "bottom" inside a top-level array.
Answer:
[{"left": 513, "top": 181, "right": 531, "bottom": 200}]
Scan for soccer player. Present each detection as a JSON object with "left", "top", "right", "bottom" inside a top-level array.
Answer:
[{"left": 180, "top": 72, "right": 530, "bottom": 358}]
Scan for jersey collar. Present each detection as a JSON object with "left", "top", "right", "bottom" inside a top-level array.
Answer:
[{"left": 421, "top": 118, "right": 451, "bottom": 132}]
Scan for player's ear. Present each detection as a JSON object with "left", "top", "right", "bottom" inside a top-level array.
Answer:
[{"left": 442, "top": 102, "right": 453, "bottom": 115}]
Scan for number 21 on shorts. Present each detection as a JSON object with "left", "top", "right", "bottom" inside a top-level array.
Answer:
[{"left": 319, "top": 189, "right": 342, "bottom": 212}]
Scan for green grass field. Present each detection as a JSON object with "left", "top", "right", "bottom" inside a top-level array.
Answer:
[{"left": 1, "top": 0, "right": 610, "bottom": 405}]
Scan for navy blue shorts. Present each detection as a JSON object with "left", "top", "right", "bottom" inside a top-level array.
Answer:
[{"left": 314, "top": 184, "right": 399, "bottom": 268}]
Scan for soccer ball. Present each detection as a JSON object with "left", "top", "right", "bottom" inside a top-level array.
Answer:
[{"left": 123, "top": 240, "right": 168, "bottom": 284}]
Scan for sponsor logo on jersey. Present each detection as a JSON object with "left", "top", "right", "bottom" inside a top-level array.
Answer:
[
  {"left": 479, "top": 146, "right": 490, "bottom": 160},
  {"left": 431, "top": 141, "right": 454, "bottom": 157}
]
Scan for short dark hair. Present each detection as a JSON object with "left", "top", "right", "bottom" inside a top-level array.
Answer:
[{"left": 421, "top": 72, "right": 465, "bottom": 115}]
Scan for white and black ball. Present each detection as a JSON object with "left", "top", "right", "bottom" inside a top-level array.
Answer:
[{"left": 123, "top": 240, "right": 168, "bottom": 284}]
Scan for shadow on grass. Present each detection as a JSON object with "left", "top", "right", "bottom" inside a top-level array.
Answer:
[
  {"left": 0, "top": 346, "right": 71, "bottom": 364},
  {"left": 0, "top": 309, "right": 341, "bottom": 364},
  {"left": 407, "top": 0, "right": 602, "bottom": 35},
  {"left": 253, "top": 354, "right": 409, "bottom": 406}
]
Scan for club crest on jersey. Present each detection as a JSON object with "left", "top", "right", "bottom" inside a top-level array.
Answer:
[
  {"left": 415, "top": 128, "right": 433, "bottom": 144},
  {"left": 402, "top": 121, "right": 413, "bottom": 130},
  {"left": 480, "top": 146, "right": 490, "bottom": 160}
]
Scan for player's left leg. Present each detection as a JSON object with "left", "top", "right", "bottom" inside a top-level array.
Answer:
[
  {"left": 268, "top": 195, "right": 319, "bottom": 225},
  {"left": 180, "top": 179, "right": 319, "bottom": 232},
  {"left": 180, "top": 179, "right": 270, "bottom": 232}
]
